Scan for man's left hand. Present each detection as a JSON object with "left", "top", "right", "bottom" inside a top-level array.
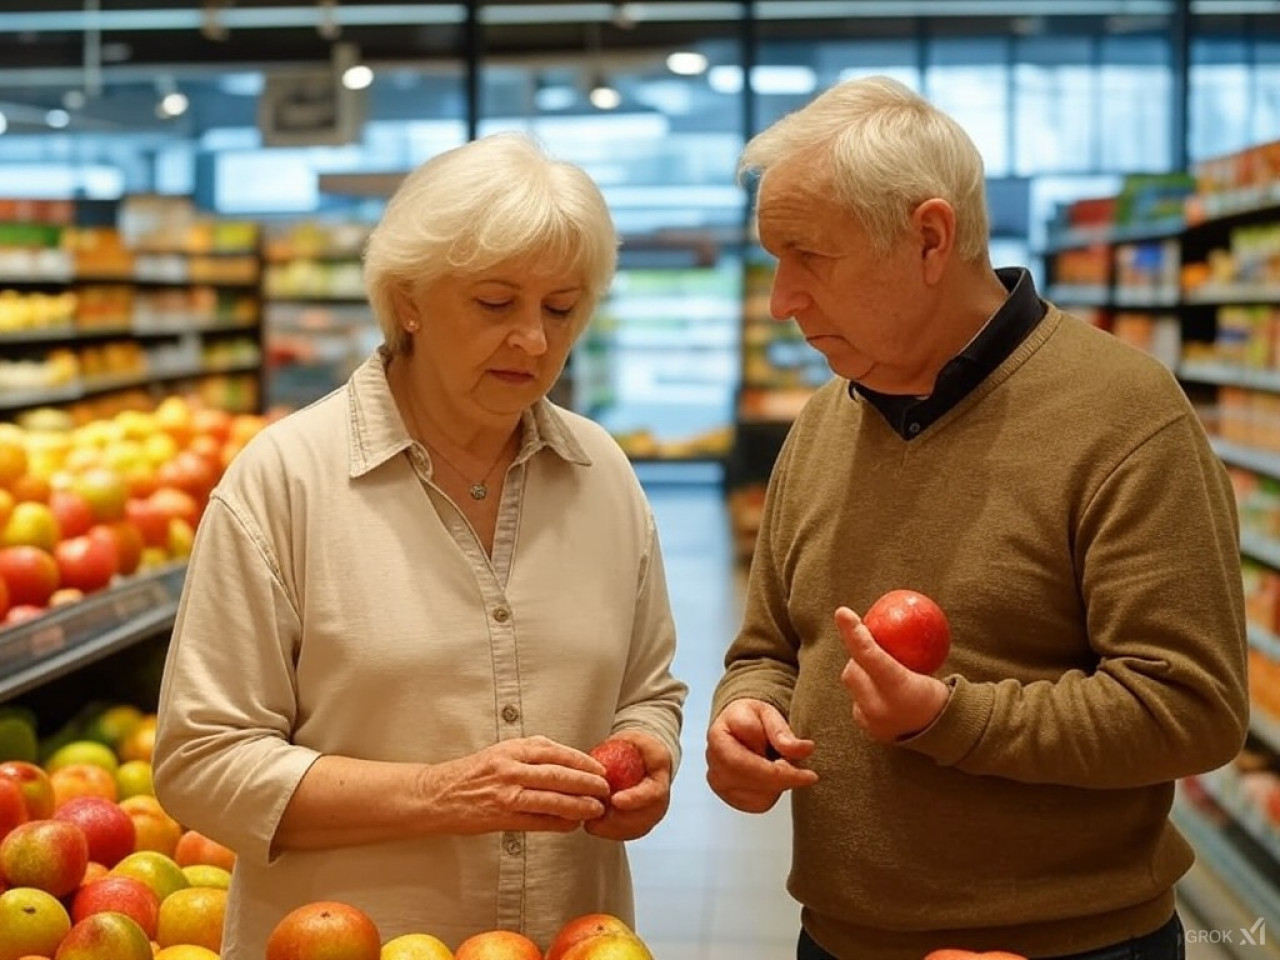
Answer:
[{"left": 836, "top": 606, "right": 951, "bottom": 742}]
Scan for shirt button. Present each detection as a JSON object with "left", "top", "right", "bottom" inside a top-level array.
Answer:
[
  {"left": 503, "top": 833, "right": 522, "bottom": 856},
  {"left": 908, "top": 422, "right": 921, "bottom": 435},
  {"left": 493, "top": 607, "right": 511, "bottom": 623},
  {"left": 501, "top": 704, "right": 520, "bottom": 723}
]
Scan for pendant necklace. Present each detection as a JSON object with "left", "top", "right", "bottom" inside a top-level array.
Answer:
[
  {"left": 403, "top": 389, "right": 511, "bottom": 501},
  {"left": 427, "top": 442, "right": 508, "bottom": 501}
]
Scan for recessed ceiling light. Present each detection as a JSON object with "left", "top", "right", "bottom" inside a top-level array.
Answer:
[
  {"left": 666, "top": 51, "right": 708, "bottom": 76},
  {"left": 342, "top": 64, "right": 374, "bottom": 91},
  {"left": 46, "top": 109, "right": 70, "bottom": 128}
]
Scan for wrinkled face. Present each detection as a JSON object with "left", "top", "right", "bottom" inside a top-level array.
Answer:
[
  {"left": 398, "top": 258, "right": 587, "bottom": 419},
  {"left": 756, "top": 161, "right": 933, "bottom": 394}
]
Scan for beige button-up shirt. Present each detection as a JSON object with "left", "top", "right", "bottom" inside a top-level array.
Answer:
[{"left": 152, "top": 351, "right": 687, "bottom": 957}]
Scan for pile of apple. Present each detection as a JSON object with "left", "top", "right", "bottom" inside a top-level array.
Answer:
[
  {"left": 267, "top": 900, "right": 655, "bottom": 960},
  {"left": 0, "top": 395, "right": 271, "bottom": 627},
  {"left": 0, "top": 702, "right": 236, "bottom": 959}
]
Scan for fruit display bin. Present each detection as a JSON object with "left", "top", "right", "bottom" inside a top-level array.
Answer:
[{"left": 0, "top": 562, "right": 184, "bottom": 706}]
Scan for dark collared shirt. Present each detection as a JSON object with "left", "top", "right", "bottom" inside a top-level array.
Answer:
[{"left": 853, "top": 266, "right": 1046, "bottom": 440}]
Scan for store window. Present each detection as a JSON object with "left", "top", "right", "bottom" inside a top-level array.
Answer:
[
  {"left": 1013, "top": 35, "right": 1096, "bottom": 175},
  {"left": 478, "top": 12, "right": 746, "bottom": 462}
]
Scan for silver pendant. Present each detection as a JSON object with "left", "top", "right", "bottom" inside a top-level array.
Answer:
[{"left": 470, "top": 483, "right": 488, "bottom": 501}]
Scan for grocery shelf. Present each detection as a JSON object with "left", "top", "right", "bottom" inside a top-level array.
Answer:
[
  {"left": 0, "top": 320, "right": 258, "bottom": 348},
  {"left": 1211, "top": 438, "right": 1280, "bottom": 483},
  {"left": 0, "top": 360, "right": 261, "bottom": 413},
  {"left": 1180, "top": 363, "right": 1280, "bottom": 394},
  {"left": 1171, "top": 792, "right": 1280, "bottom": 958},
  {"left": 1241, "top": 531, "right": 1280, "bottom": 573},
  {"left": 1247, "top": 622, "right": 1280, "bottom": 663},
  {"left": 0, "top": 563, "right": 185, "bottom": 703},
  {"left": 1249, "top": 702, "right": 1280, "bottom": 756},
  {"left": 1184, "top": 286, "right": 1280, "bottom": 306}
]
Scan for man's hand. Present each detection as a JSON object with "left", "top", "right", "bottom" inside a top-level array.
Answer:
[
  {"left": 836, "top": 606, "right": 950, "bottom": 741},
  {"left": 706, "top": 699, "right": 818, "bottom": 813}
]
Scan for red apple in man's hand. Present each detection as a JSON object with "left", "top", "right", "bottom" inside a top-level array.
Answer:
[
  {"left": 589, "top": 739, "right": 646, "bottom": 795},
  {"left": 862, "top": 589, "right": 952, "bottom": 674}
]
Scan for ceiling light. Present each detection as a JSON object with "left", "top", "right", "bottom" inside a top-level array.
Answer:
[
  {"left": 666, "top": 51, "right": 708, "bottom": 76},
  {"left": 46, "top": 109, "right": 70, "bottom": 128},
  {"left": 158, "top": 91, "right": 189, "bottom": 117},
  {"left": 0, "top": 113, "right": 8, "bottom": 135},
  {"left": 342, "top": 64, "right": 374, "bottom": 91},
  {"left": 589, "top": 84, "right": 621, "bottom": 110},
  {"left": 62, "top": 90, "right": 86, "bottom": 110}
]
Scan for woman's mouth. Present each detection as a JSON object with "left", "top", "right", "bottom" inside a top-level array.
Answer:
[{"left": 490, "top": 370, "right": 536, "bottom": 384}]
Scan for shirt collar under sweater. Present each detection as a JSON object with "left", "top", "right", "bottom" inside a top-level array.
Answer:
[
  {"left": 344, "top": 346, "right": 593, "bottom": 479},
  {"left": 853, "top": 266, "right": 1046, "bottom": 440}
]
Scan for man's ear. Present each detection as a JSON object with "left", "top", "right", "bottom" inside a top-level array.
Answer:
[{"left": 912, "top": 198, "right": 955, "bottom": 285}]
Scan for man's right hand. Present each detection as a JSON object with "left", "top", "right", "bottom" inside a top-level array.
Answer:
[{"left": 705, "top": 699, "right": 818, "bottom": 813}]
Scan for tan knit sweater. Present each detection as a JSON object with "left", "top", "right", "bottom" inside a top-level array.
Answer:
[{"left": 712, "top": 307, "right": 1249, "bottom": 960}]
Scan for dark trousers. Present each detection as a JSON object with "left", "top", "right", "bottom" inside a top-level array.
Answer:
[{"left": 798, "top": 913, "right": 1184, "bottom": 960}]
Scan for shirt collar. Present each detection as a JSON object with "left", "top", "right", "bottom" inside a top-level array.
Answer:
[{"left": 345, "top": 348, "right": 592, "bottom": 479}]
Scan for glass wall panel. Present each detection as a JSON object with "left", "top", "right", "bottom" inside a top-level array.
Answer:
[
  {"left": 1013, "top": 36, "right": 1096, "bottom": 175},
  {"left": 479, "top": 8, "right": 746, "bottom": 460},
  {"left": 925, "top": 36, "right": 1011, "bottom": 177},
  {"left": 1098, "top": 32, "right": 1173, "bottom": 172}
]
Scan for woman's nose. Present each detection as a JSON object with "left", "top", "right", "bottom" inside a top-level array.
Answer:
[{"left": 508, "top": 312, "right": 549, "bottom": 354}]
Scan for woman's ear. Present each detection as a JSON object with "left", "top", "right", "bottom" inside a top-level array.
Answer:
[
  {"left": 391, "top": 283, "right": 420, "bottom": 332},
  {"left": 913, "top": 198, "right": 955, "bottom": 285}
]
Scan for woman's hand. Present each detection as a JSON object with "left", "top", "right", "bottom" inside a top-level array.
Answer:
[
  {"left": 705, "top": 699, "right": 818, "bottom": 814},
  {"left": 420, "top": 735, "right": 611, "bottom": 834},
  {"left": 584, "top": 730, "right": 673, "bottom": 842}
]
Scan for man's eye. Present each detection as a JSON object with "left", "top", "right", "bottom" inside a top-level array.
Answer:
[
  {"left": 478, "top": 300, "right": 511, "bottom": 311},
  {"left": 544, "top": 305, "right": 575, "bottom": 319}
]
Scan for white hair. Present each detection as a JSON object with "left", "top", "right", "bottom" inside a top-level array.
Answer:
[
  {"left": 364, "top": 132, "right": 619, "bottom": 354},
  {"left": 740, "top": 75, "right": 990, "bottom": 262}
]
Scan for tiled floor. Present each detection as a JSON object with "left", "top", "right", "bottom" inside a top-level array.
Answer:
[{"left": 629, "top": 479, "right": 1238, "bottom": 960}]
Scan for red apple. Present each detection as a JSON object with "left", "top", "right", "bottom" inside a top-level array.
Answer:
[
  {"left": 547, "top": 914, "right": 637, "bottom": 960},
  {"left": 55, "top": 909, "right": 153, "bottom": 960},
  {"left": 561, "top": 933, "right": 653, "bottom": 960},
  {"left": 589, "top": 739, "right": 646, "bottom": 795},
  {"left": 863, "top": 589, "right": 952, "bottom": 674},
  {"left": 147, "top": 487, "right": 200, "bottom": 531},
  {"left": 0, "top": 545, "right": 59, "bottom": 607},
  {"left": 0, "top": 818, "right": 89, "bottom": 896},
  {"left": 0, "top": 573, "right": 8, "bottom": 621},
  {"left": 53, "top": 795, "right": 136, "bottom": 868},
  {"left": 0, "top": 776, "right": 26, "bottom": 840},
  {"left": 0, "top": 760, "right": 56, "bottom": 819},
  {"left": 71, "top": 874, "right": 161, "bottom": 939},
  {"left": 53, "top": 534, "right": 118, "bottom": 594},
  {"left": 124, "top": 498, "right": 170, "bottom": 549},
  {"left": 48, "top": 489, "right": 95, "bottom": 540},
  {"left": 97, "top": 521, "right": 143, "bottom": 576}
]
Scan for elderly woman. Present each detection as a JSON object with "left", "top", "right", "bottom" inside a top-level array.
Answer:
[{"left": 152, "top": 132, "right": 687, "bottom": 957}]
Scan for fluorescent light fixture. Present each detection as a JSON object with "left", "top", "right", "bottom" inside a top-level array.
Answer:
[
  {"left": 709, "top": 65, "right": 817, "bottom": 95},
  {"left": 0, "top": 5, "right": 466, "bottom": 33},
  {"left": 589, "top": 85, "right": 622, "bottom": 110},
  {"left": 46, "top": 109, "right": 70, "bottom": 128},
  {"left": 342, "top": 65, "right": 374, "bottom": 90},
  {"left": 0, "top": 113, "right": 7, "bottom": 135},
  {"left": 753, "top": 0, "right": 1171, "bottom": 16},
  {"left": 666, "top": 51, "right": 709, "bottom": 76}
]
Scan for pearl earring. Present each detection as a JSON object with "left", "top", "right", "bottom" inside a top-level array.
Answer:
[{"left": 406, "top": 321, "right": 419, "bottom": 332}]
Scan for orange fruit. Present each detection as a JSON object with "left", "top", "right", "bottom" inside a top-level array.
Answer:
[{"left": 155, "top": 886, "right": 227, "bottom": 951}]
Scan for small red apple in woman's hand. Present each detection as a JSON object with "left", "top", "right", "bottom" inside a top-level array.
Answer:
[
  {"left": 589, "top": 738, "right": 646, "bottom": 794},
  {"left": 862, "top": 589, "right": 952, "bottom": 674}
]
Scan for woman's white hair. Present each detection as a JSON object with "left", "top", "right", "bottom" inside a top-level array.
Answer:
[
  {"left": 365, "top": 132, "right": 619, "bottom": 355},
  {"left": 741, "top": 75, "right": 990, "bottom": 262}
]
